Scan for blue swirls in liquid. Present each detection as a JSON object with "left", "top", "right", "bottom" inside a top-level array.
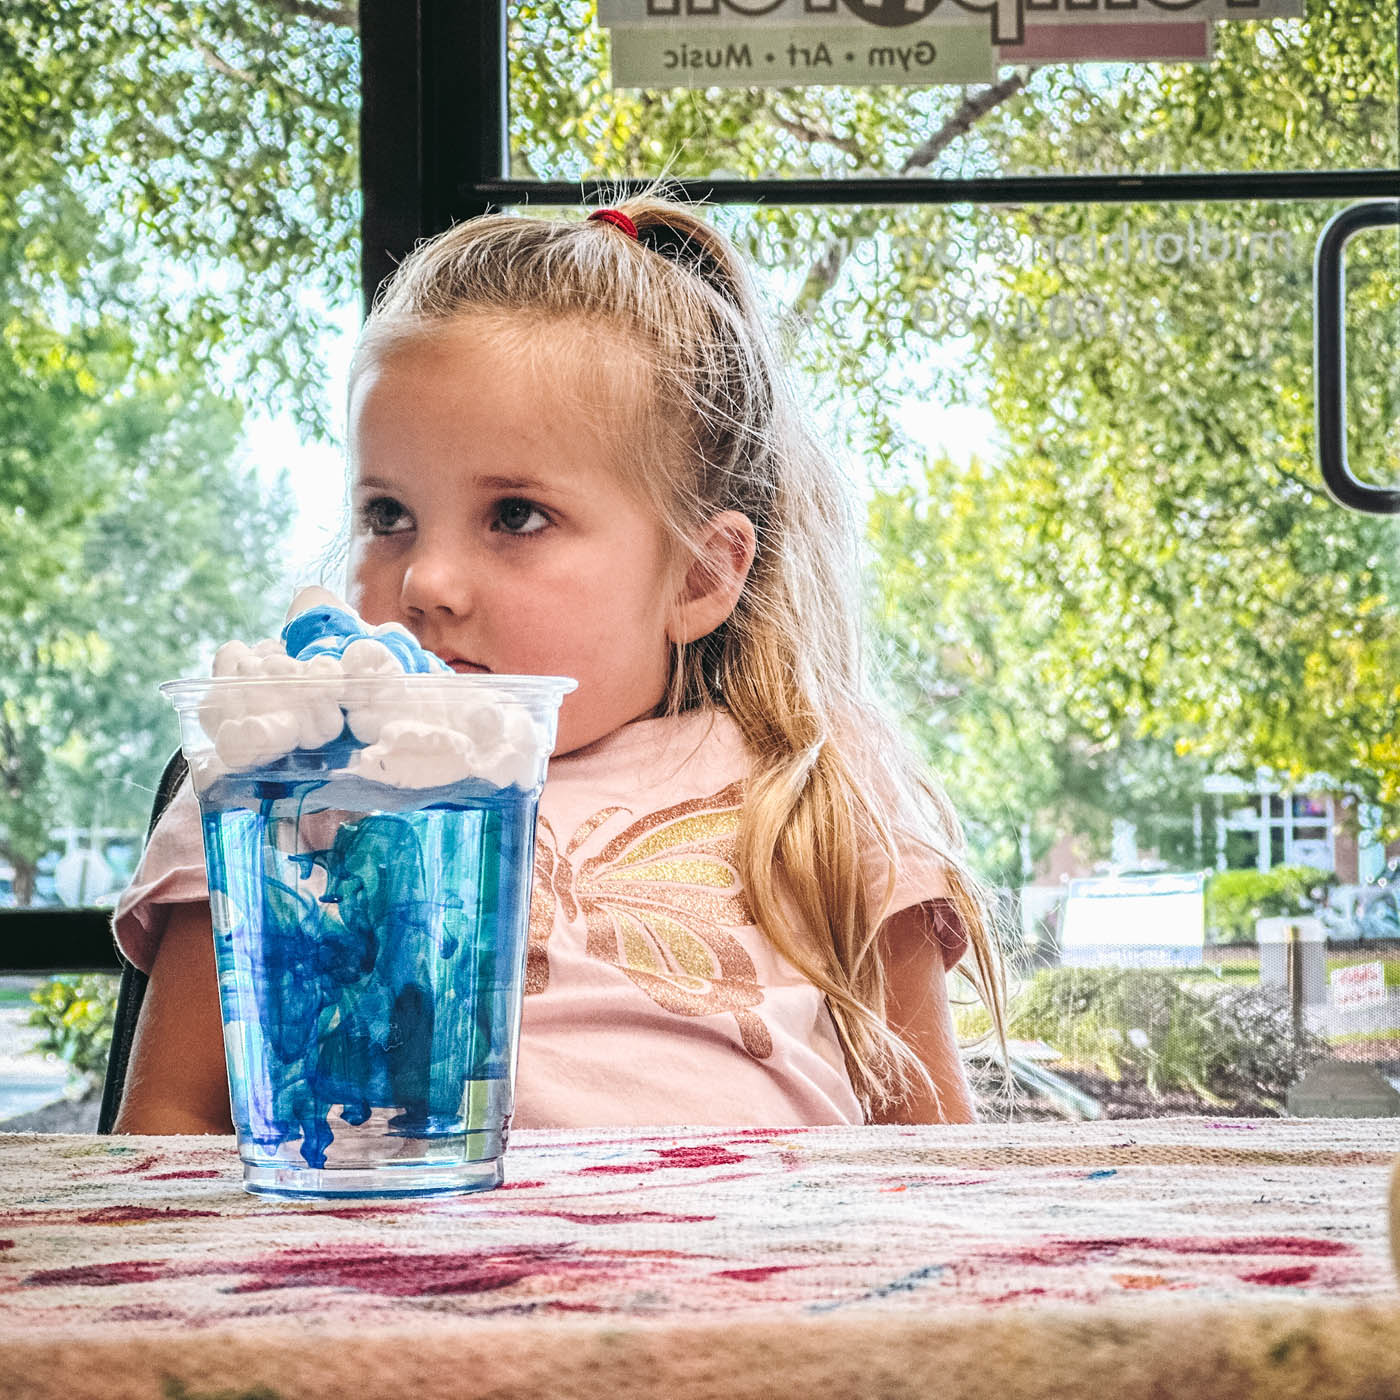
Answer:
[{"left": 201, "top": 771, "right": 536, "bottom": 1168}]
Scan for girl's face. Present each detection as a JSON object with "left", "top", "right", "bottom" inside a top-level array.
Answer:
[{"left": 347, "top": 324, "right": 678, "bottom": 756}]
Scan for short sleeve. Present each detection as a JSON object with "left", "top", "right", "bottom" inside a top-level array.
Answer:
[
  {"left": 871, "top": 836, "right": 967, "bottom": 971},
  {"left": 111, "top": 776, "right": 210, "bottom": 973}
]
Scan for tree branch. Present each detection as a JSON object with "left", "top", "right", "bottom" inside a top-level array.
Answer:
[
  {"left": 191, "top": 38, "right": 254, "bottom": 86},
  {"left": 1273, "top": 463, "right": 1321, "bottom": 498},
  {"left": 188, "top": 33, "right": 335, "bottom": 114},
  {"left": 261, "top": 0, "right": 358, "bottom": 30},
  {"left": 769, "top": 102, "right": 866, "bottom": 161},
  {"left": 899, "top": 70, "right": 1030, "bottom": 175},
  {"left": 786, "top": 70, "right": 1031, "bottom": 326}
]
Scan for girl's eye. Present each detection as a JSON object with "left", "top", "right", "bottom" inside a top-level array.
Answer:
[
  {"left": 359, "top": 496, "right": 413, "bottom": 535},
  {"left": 493, "top": 498, "right": 549, "bottom": 536}
]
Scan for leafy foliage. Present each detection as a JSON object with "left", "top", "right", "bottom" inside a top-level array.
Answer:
[
  {"left": 3, "top": 0, "right": 359, "bottom": 437},
  {"left": 0, "top": 290, "right": 291, "bottom": 898},
  {"left": 1205, "top": 864, "right": 1336, "bottom": 944},
  {"left": 14, "top": 5, "right": 1398, "bottom": 895},
  {"left": 27, "top": 975, "right": 118, "bottom": 1089},
  {"left": 860, "top": 4, "right": 1400, "bottom": 871},
  {"left": 2, "top": 9, "right": 298, "bottom": 898},
  {"left": 1009, "top": 966, "right": 1325, "bottom": 1104}
]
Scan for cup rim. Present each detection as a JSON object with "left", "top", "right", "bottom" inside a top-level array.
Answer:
[{"left": 160, "top": 673, "right": 579, "bottom": 704}]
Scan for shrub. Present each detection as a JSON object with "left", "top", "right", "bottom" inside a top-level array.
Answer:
[
  {"left": 1008, "top": 966, "right": 1324, "bottom": 1106},
  {"left": 1205, "top": 865, "right": 1335, "bottom": 945},
  {"left": 27, "top": 976, "right": 119, "bottom": 1091}
]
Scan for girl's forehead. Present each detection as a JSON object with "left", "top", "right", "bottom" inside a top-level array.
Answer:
[
  {"left": 348, "top": 318, "right": 672, "bottom": 497},
  {"left": 354, "top": 316, "right": 653, "bottom": 419}
]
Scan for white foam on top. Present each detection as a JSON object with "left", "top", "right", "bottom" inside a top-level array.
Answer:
[{"left": 196, "top": 588, "right": 546, "bottom": 790}]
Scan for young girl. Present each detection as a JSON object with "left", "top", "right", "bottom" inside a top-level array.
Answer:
[{"left": 113, "top": 194, "right": 1005, "bottom": 1133}]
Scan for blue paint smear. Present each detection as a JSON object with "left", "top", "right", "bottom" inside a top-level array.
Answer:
[
  {"left": 201, "top": 772, "right": 537, "bottom": 1168},
  {"left": 806, "top": 1262, "right": 948, "bottom": 1313}
]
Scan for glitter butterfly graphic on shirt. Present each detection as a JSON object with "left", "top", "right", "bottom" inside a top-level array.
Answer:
[{"left": 526, "top": 781, "right": 773, "bottom": 1059}]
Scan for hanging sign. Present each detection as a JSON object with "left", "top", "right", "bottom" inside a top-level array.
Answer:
[
  {"left": 598, "top": 0, "right": 1304, "bottom": 86},
  {"left": 609, "top": 24, "right": 995, "bottom": 87}
]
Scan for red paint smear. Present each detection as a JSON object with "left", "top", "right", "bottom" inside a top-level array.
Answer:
[
  {"left": 984, "top": 1287, "right": 1050, "bottom": 1305},
  {"left": 77, "top": 1206, "right": 219, "bottom": 1225},
  {"left": 580, "top": 1144, "right": 749, "bottom": 1175},
  {"left": 716, "top": 1266, "right": 797, "bottom": 1282},
  {"left": 221, "top": 1245, "right": 581, "bottom": 1298},
  {"left": 1156, "top": 1236, "right": 1350, "bottom": 1258},
  {"left": 1241, "top": 1265, "right": 1316, "bottom": 1287},
  {"left": 536, "top": 1210, "right": 714, "bottom": 1225},
  {"left": 293, "top": 1202, "right": 444, "bottom": 1220},
  {"left": 0, "top": 1240, "right": 13, "bottom": 1251},
  {"left": 106, "top": 1154, "right": 164, "bottom": 1176},
  {"left": 996, "top": 1235, "right": 1352, "bottom": 1267},
  {"left": 26, "top": 1260, "right": 170, "bottom": 1288},
  {"left": 142, "top": 1170, "right": 223, "bottom": 1181},
  {"left": 497, "top": 1180, "right": 546, "bottom": 1191}
]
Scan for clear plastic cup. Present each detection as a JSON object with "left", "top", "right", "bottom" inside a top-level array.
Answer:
[{"left": 162, "top": 672, "right": 576, "bottom": 1199}]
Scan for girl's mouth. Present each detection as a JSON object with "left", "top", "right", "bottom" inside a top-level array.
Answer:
[{"left": 443, "top": 656, "right": 491, "bottom": 674}]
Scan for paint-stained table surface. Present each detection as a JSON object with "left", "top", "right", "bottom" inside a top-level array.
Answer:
[{"left": 1, "top": 1120, "right": 1398, "bottom": 1400}]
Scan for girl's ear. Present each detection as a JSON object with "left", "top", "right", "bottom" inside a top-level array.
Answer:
[{"left": 666, "top": 510, "right": 757, "bottom": 646}]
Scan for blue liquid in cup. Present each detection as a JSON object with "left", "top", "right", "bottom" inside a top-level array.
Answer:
[{"left": 199, "top": 771, "right": 537, "bottom": 1174}]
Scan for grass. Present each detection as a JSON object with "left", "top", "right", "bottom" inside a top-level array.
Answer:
[
  {"left": 1327, "top": 1028, "right": 1400, "bottom": 1046},
  {"left": 1178, "top": 964, "right": 1258, "bottom": 986}
]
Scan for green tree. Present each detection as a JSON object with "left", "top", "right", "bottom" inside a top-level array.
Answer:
[
  {"left": 511, "top": 1, "right": 1400, "bottom": 873},
  {"left": 3, "top": 5, "right": 311, "bottom": 897},
  {"left": 856, "top": 4, "right": 1400, "bottom": 868},
  {"left": 0, "top": 289, "right": 289, "bottom": 900},
  {"left": 3, "top": 0, "right": 359, "bottom": 437}
]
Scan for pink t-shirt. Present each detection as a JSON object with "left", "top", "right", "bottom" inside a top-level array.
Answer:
[{"left": 114, "top": 710, "right": 961, "bottom": 1128}]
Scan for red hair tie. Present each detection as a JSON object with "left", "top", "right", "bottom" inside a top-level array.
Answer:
[{"left": 587, "top": 207, "right": 638, "bottom": 239}]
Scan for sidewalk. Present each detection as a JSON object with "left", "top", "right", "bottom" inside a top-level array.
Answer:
[{"left": 0, "top": 981, "right": 71, "bottom": 1122}]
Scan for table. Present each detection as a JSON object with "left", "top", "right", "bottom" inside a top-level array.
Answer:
[{"left": 2, "top": 1119, "right": 1398, "bottom": 1400}]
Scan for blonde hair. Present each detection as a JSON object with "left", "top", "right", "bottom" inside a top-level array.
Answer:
[{"left": 351, "top": 192, "right": 1007, "bottom": 1118}]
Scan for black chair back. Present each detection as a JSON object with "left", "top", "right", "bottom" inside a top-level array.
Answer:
[{"left": 96, "top": 749, "right": 189, "bottom": 1134}]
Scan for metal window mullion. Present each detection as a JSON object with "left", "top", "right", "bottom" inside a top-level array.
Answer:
[{"left": 468, "top": 169, "right": 1400, "bottom": 211}]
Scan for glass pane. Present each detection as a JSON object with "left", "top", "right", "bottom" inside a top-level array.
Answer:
[
  {"left": 1344, "top": 219, "right": 1400, "bottom": 490},
  {"left": 2, "top": 11, "right": 360, "bottom": 924},
  {"left": 510, "top": 1, "right": 1397, "bottom": 182},
  {"left": 4, "top": 11, "right": 361, "bottom": 1132},
  {"left": 536, "top": 190, "right": 1399, "bottom": 1119}
]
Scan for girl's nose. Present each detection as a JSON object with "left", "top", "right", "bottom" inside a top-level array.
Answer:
[{"left": 400, "top": 541, "right": 472, "bottom": 618}]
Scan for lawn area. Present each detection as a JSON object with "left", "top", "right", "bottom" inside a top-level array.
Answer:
[
  {"left": 1177, "top": 962, "right": 1259, "bottom": 986},
  {"left": 1328, "top": 1028, "right": 1400, "bottom": 1047},
  {"left": 1163, "top": 956, "right": 1400, "bottom": 990}
]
